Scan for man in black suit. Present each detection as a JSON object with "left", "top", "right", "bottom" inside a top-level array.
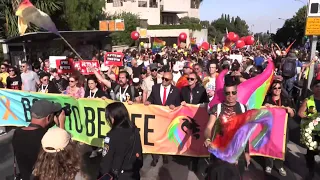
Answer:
[{"left": 145, "top": 72, "right": 181, "bottom": 166}]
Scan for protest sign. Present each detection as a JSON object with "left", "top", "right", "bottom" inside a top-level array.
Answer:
[
  {"left": 0, "top": 89, "right": 287, "bottom": 159},
  {"left": 49, "top": 56, "right": 66, "bottom": 68},
  {"left": 74, "top": 60, "right": 100, "bottom": 75},
  {"left": 56, "top": 58, "right": 74, "bottom": 73},
  {"left": 104, "top": 52, "right": 124, "bottom": 66}
]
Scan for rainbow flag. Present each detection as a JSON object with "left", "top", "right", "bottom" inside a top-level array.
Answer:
[
  {"left": 209, "top": 107, "right": 287, "bottom": 163},
  {"left": 16, "top": 0, "right": 59, "bottom": 35},
  {"left": 152, "top": 37, "right": 165, "bottom": 53},
  {"left": 209, "top": 58, "right": 274, "bottom": 109}
]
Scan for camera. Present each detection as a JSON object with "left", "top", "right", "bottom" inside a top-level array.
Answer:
[{"left": 55, "top": 106, "right": 72, "bottom": 116}]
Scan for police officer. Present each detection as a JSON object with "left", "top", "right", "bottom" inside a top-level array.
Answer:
[{"left": 99, "top": 102, "right": 143, "bottom": 180}]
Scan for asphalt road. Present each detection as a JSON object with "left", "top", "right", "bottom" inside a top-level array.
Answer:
[{"left": 1, "top": 119, "right": 320, "bottom": 180}]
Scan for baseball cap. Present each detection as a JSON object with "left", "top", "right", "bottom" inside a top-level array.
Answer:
[
  {"left": 31, "top": 100, "right": 62, "bottom": 119},
  {"left": 184, "top": 62, "right": 194, "bottom": 69},
  {"left": 149, "top": 63, "right": 158, "bottom": 71},
  {"left": 41, "top": 128, "right": 71, "bottom": 153}
]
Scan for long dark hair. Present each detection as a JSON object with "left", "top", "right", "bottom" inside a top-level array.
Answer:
[{"left": 105, "top": 102, "right": 134, "bottom": 129}]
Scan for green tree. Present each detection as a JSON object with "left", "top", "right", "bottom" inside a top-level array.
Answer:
[
  {"left": 254, "top": 32, "right": 270, "bottom": 45},
  {"left": 274, "top": 6, "right": 307, "bottom": 45},
  {"left": 64, "top": 0, "right": 105, "bottom": 30},
  {"left": 106, "top": 12, "right": 140, "bottom": 46},
  {"left": 180, "top": 17, "right": 202, "bottom": 31},
  {"left": 0, "top": 0, "right": 63, "bottom": 38}
]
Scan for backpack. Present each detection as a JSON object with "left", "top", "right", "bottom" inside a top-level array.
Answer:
[
  {"left": 113, "top": 85, "right": 135, "bottom": 101},
  {"left": 216, "top": 102, "right": 246, "bottom": 118},
  {"left": 281, "top": 58, "right": 297, "bottom": 78}
]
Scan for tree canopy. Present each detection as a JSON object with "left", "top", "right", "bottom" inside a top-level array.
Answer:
[
  {"left": 273, "top": 6, "right": 307, "bottom": 45},
  {"left": 106, "top": 12, "right": 140, "bottom": 46}
]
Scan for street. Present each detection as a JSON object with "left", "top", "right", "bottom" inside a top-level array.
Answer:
[{"left": 1, "top": 119, "right": 320, "bottom": 180}]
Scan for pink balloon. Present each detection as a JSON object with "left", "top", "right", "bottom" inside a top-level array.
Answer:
[
  {"left": 245, "top": 36, "right": 255, "bottom": 45},
  {"left": 208, "top": 59, "right": 275, "bottom": 109},
  {"left": 201, "top": 42, "right": 210, "bottom": 50},
  {"left": 236, "top": 40, "right": 245, "bottom": 48}
]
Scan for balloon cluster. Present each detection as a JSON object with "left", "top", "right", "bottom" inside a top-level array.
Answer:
[{"left": 226, "top": 32, "right": 255, "bottom": 49}]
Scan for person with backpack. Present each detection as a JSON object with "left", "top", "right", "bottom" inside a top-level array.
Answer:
[
  {"left": 204, "top": 81, "right": 250, "bottom": 180},
  {"left": 90, "top": 66, "right": 140, "bottom": 104},
  {"left": 280, "top": 51, "right": 302, "bottom": 96}
]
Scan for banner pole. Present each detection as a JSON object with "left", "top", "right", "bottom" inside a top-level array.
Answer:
[{"left": 58, "top": 34, "right": 83, "bottom": 60}]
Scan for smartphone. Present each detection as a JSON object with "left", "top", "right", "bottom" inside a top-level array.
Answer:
[{"left": 311, "top": 3, "right": 319, "bottom": 14}]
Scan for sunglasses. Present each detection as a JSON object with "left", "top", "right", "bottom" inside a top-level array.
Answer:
[
  {"left": 43, "top": 78, "right": 49, "bottom": 81},
  {"left": 273, "top": 87, "right": 281, "bottom": 90},
  {"left": 187, "top": 78, "right": 195, "bottom": 81},
  {"left": 162, "top": 77, "right": 171, "bottom": 82},
  {"left": 9, "top": 69, "right": 14, "bottom": 72},
  {"left": 225, "top": 91, "right": 237, "bottom": 96},
  {"left": 151, "top": 69, "right": 157, "bottom": 72},
  {"left": 141, "top": 72, "right": 146, "bottom": 75}
]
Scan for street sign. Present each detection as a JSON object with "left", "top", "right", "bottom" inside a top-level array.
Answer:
[
  {"left": 305, "top": 17, "right": 320, "bottom": 35},
  {"left": 99, "top": 19, "right": 125, "bottom": 31},
  {"left": 306, "top": 0, "right": 320, "bottom": 35},
  {"left": 308, "top": 0, "right": 320, "bottom": 17}
]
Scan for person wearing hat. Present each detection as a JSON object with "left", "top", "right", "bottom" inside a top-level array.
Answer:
[
  {"left": 141, "top": 63, "right": 162, "bottom": 103},
  {"left": 132, "top": 77, "right": 143, "bottom": 99},
  {"left": 225, "top": 60, "right": 249, "bottom": 85},
  {"left": 12, "top": 100, "right": 66, "bottom": 180},
  {"left": 32, "top": 128, "right": 86, "bottom": 180}
]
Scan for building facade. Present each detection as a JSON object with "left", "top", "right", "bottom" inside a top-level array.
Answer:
[{"left": 105, "top": 0, "right": 200, "bottom": 26}]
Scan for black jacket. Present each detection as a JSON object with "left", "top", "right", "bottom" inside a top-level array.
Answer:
[
  {"left": 147, "top": 84, "right": 181, "bottom": 107},
  {"left": 180, "top": 83, "right": 209, "bottom": 104},
  {"left": 100, "top": 127, "right": 143, "bottom": 180}
]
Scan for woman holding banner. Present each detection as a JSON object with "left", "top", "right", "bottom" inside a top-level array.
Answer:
[
  {"left": 99, "top": 102, "right": 143, "bottom": 180},
  {"left": 85, "top": 76, "right": 107, "bottom": 158},
  {"left": 63, "top": 74, "right": 85, "bottom": 98},
  {"left": 37, "top": 72, "right": 60, "bottom": 94},
  {"left": 263, "top": 80, "right": 295, "bottom": 176}
]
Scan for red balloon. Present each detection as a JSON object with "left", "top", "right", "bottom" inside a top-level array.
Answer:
[
  {"left": 233, "top": 34, "right": 239, "bottom": 42},
  {"left": 201, "top": 42, "right": 209, "bottom": 50},
  {"left": 240, "top": 36, "right": 246, "bottom": 41},
  {"left": 131, "top": 31, "right": 140, "bottom": 40},
  {"left": 236, "top": 40, "right": 245, "bottom": 49},
  {"left": 179, "top": 32, "right": 187, "bottom": 41},
  {"left": 245, "top": 36, "right": 255, "bottom": 45}
]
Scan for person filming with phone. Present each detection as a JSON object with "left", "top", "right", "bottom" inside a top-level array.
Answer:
[{"left": 12, "top": 100, "right": 67, "bottom": 180}]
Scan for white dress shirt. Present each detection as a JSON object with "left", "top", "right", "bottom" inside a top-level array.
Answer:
[{"left": 160, "top": 84, "right": 171, "bottom": 105}]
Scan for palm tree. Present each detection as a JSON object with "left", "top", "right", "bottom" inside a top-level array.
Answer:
[{"left": 0, "top": 0, "right": 63, "bottom": 38}]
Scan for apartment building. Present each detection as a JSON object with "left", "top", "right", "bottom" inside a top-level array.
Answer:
[
  {"left": 105, "top": 0, "right": 200, "bottom": 25},
  {"left": 105, "top": 0, "right": 207, "bottom": 45}
]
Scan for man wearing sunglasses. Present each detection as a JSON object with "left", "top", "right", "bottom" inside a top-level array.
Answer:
[
  {"left": 204, "top": 82, "right": 250, "bottom": 178},
  {"left": 141, "top": 63, "right": 162, "bottom": 103},
  {"left": 145, "top": 72, "right": 181, "bottom": 166}
]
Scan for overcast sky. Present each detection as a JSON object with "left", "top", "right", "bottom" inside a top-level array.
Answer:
[{"left": 199, "top": 0, "right": 307, "bottom": 33}]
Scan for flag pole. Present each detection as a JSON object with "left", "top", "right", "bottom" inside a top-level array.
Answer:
[{"left": 58, "top": 34, "right": 83, "bottom": 60}]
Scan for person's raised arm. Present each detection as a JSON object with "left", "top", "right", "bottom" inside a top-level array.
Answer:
[
  {"left": 298, "top": 99, "right": 308, "bottom": 119},
  {"left": 89, "top": 66, "right": 111, "bottom": 88}
]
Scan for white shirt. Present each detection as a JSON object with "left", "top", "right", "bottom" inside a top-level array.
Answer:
[
  {"left": 160, "top": 84, "right": 171, "bottom": 105},
  {"left": 173, "top": 72, "right": 181, "bottom": 84}
]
